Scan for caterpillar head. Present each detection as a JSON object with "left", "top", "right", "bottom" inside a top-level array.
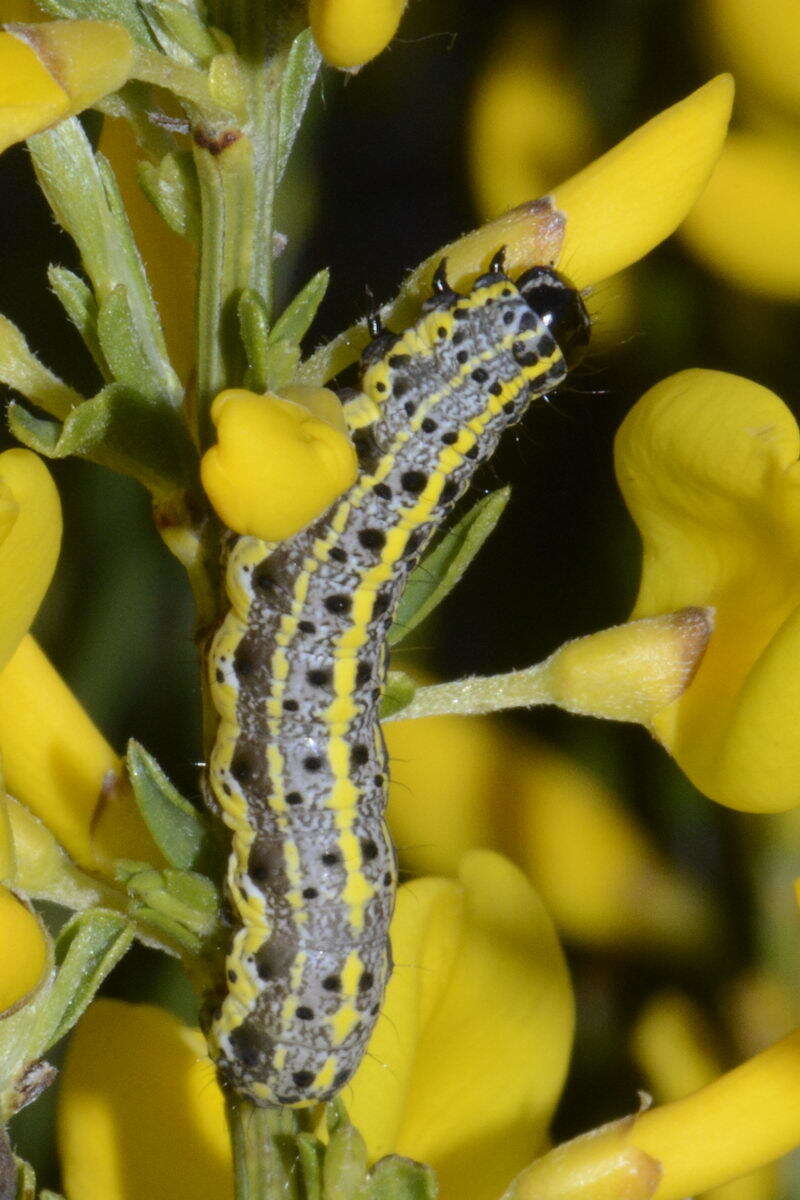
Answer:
[{"left": 516, "top": 265, "right": 591, "bottom": 367}]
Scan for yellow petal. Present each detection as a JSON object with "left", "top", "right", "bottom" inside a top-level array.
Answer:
[
  {"left": 0, "top": 28, "right": 68, "bottom": 151},
  {"left": 201, "top": 388, "right": 358, "bottom": 540},
  {"left": 0, "top": 884, "right": 49, "bottom": 1015},
  {"left": 506, "top": 1028, "right": 800, "bottom": 1200},
  {"left": 0, "top": 636, "right": 162, "bottom": 872},
  {"left": 0, "top": 21, "right": 134, "bottom": 153},
  {"left": 58, "top": 1000, "right": 232, "bottom": 1200},
  {"left": 632, "top": 994, "right": 778, "bottom": 1200},
  {"left": 552, "top": 75, "right": 734, "bottom": 288},
  {"left": 350, "top": 852, "right": 573, "bottom": 1200},
  {"left": 616, "top": 368, "right": 800, "bottom": 811},
  {"left": 309, "top": 0, "right": 408, "bottom": 70},
  {"left": 681, "top": 131, "right": 800, "bottom": 299},
  {"left": 0, "top": 448, "right": 61, "bottom": 673}
]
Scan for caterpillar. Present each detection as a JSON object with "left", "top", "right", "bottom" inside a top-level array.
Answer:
[{"left": 204, "top": 251, "right": 590, "bottom": 1107}]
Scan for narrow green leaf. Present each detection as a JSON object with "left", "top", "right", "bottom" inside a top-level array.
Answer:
[
  {"left": 127, "top": 739, "right": 212, "bottom": 870},
  {"left": 33, "top": 910, "right": 133, "bottom": 1053},
  {"left": 388, "top": 488, "right": 510, "bottom": 647},
  {"left": 276, "top": 29, "right": 322, "bottom": 184},
  {"left": 48, "top": 265, "right": 106, "bottom": 373},
  {"left": 97, "top": 284, "right": 174, "bottom": 403},
  {"left": 138, "top": 151, "right": 201, "bottom": 243},
  {"left": 0, "top": 314, "right": 83, "bottom": 420},
  {"left": 379, "top": 671, "right": 417, "bottom": 720},
  {"left": 239, "top": 289, "right": 270, "bottom": 393},
  {"left": 138, "top": 0, "right": 218, "bottom": 61},
  {"left": 8, "top": 384, "right": 197, "bottom": 498},
  {"left": 270, "top": 269, "right": 330, "bottom": 349},
  {"left": 362, "top": 1157, "right": 438, "bottom": 1200}
]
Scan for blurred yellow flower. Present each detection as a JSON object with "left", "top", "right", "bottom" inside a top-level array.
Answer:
[
  {"left": 58, "top": 853, "right": 571, "bottom": 1200},
  {"left": 0, "top": 884, "right": 48, "bottom": 1015},
  {"left": 201, "top": 386, "right": 358, "bottom": 540},
  {"left": 309, "top": 0, "right": 408, "bottom": 70},
  {"left": 0, "top": 448, "right": 159, "bottom": 874},
  {"left": 386, "top": 718, "right": 714, "bottom": 956},
  {"left": 616, "top": 368, "right": 800, "bottom": 812},
  {"left": 0, "top": 20, "right": 134, "bottom": 154}
]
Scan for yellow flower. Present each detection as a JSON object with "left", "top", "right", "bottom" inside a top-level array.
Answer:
[
  {"left": 0, "top": 448, "right": 159, "bottom": 873},
  {"left": 58, "top": 853, "right": 571, "bottom": 1200},
  {"left": 615, "top": 368, "right": 800, "bottom": 812},
  {"left": 0, "top": 20, "right": 134, "bottom": 154},
  {"left": 201, "top": 385, "right": 358, "bottom": 540},
  {"left": 0, "top": 884, "right": 49, "bottom": 1015},
  {"left": 309, "top": 0, "right": 408, "bottom": 71}
]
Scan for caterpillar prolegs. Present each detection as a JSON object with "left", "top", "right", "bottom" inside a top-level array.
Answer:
[{"left": 205, "top": 253, "right": 590, "bottom": 1106}]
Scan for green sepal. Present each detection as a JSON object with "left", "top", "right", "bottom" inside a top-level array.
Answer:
[
  {"left": 270, "top": 268, "right": 330, "bottom": 350},
  {"left": 324, "top": 1122, "right": 368, "bottom": 1200},
  {"left": 239, "top": 289, "right": 271, "bottom": 393},
  {"left": 276, "top": 29, "right": 322, "bottom": 185},
  {"left": 138, "top": 151, "right": 201, "bottom": 243},
  {"left": 36, "top": 909, "right": 133, "bottom": 1054},
  {"left": 47, "top": 265, "right": 105, "bottom": 373},
  {"left": 380, "top": 671, "right": 417, "bottom": 720},
  {"left": 389, "top": 487, "right": 510, "bottom": 647},
  {"left": 362, "top": 1157, "right": 438, "bottom": 1200},
  {"left": 126, "top": 739, "right": 214, "bottom": 872},
  {"left": 117, "top": 863, "right": 219, "bottom": 951},
  {"left": 8, "top": 383, "right": 197, "bottom": 499},
  {"left": 264, "top": 339, "right": 301, "bottom": 392},
  {"left": 297, "top": 1134, "right": 324, "bottom": 1200},
  {"left": 138, "top": 0, "right": 219, "bottom": 63}
]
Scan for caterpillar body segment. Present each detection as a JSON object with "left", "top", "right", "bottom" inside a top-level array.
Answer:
[{"left": 205, "top": 259, "right": 590, "bottom": 1106}]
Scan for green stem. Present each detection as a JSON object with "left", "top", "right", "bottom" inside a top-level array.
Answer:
[
  {"left": 226, "top": 1096, "right": 302, "bottom": 1200},
  {"left": 193, "top": 132, "right": 256, "bottom": 447}
]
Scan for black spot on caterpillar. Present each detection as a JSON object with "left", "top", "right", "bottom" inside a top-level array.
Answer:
[{"left": 205, "top": 255, "right": 590, "bottom": 1106}]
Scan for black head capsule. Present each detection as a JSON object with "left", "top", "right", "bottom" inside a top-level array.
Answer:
[{"left": 515, "top": 265, "right": 590, "bottom": 368}]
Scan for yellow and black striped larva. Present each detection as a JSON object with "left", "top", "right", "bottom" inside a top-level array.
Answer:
[{"left": 204, "top": 251, "right": 590, "bottom": 1106}]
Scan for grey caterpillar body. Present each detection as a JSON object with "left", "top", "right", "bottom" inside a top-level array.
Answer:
[{"left": 204, "top": 254, "right": 590, "bottom": 1106}]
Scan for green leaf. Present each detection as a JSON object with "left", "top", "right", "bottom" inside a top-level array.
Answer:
[
  {"left": 270, "top": 269, "right": 330, "bottom": 349},
  {"left": 276, "top": 29, "right": 322, "bottom": 184},
  {"left": 379, "top": 671, "right": 417, "bottom": 720},
  {"left": 8, "top": 383, "right": 197, "bottom": 499},
  {"left": 121, "top": 865, "right": 219, "bottom": 952},
  {"left": 0, "top": 314, "right": 83, "bottom": 421},
  {"left": 33, "top": 910, "right": 133, "bottom": 1054},
  {"left": 239, "top": 289, "right": 270, "bottom": 393},
  {"left": 97, "top": 284, "right": 175, "bottom": 403},
  {"left": 28, "top": 122, "right": 181, "bottom": 408},
  {"left": 138, "top": 0, "right": 218, "bottom": 62},
  {"left": 138, "top": 151, "right": 201, "bottom": 243},
  {"left": 127, "top": 740, "right": 212, "bottom": 870},
  {"left": 388, "top": 488, "right": 510, "bottom": 647},
  {"left": 362, "top": 1157, "right": 438, "bottom": 1200},
  {"left": 48, "top": 265, "right": 105, "bottom": 373}
]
